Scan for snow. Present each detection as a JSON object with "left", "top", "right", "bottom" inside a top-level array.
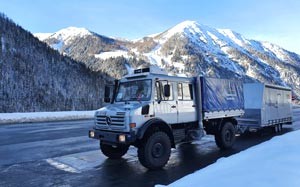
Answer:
[
  {"left": 173, "top": 62, "right": 185, "bottom": 71},
  {"left": 94, "top": 50, "right": 129, "bottom": 60},
  {"left": 143, "top": 43, "right": 169, "bottom": 66},
  {"left": 146, "top": 32, "right": 162, "bottom": 38},
  {"left": 246, "top": 65, "right": 257, "bottom": 78},
  {"left": 164, "top": 20, "right": 198, "bottom": 37},
  {"left": 160, "top": 20, "right": 206, "bottom": 44},
  {"left": 0, "top": 111, "right": 95, "bottom": 124},
  {"left": 261, "top": 41, "right": 288, "bottom": 62},
  {"left": 207, "top": 31, "right": 225, "bottom": 47},
  {"left": 51, "top": 27, "right": 92, "bottom": 41},
  {"left": 34, "top": 33, "right": 52, "bottom": 41},
  {"left": 48, "top": 27, "right": 93, "bottom": 50},
  {"left": 51, "top": 40, "right": 64, "bottom": 51},
  {"left": 132, "top": 32, "right": 161, "bottom": 42},
  {"left": 152, "top": 20, "right": 253, "bottom": 77},
  {"left": 34, "top": 27, "right": 93, "bottom": 51},
  {"left": 157, "top": 130, "right": 300, "bottom": 187},
  {"left": 218, "top": 29, "right": 250, "bottom": 47},
  {"left": 125, "top": 63, "right": 134, "bottom": 75},
  {"left": 35, "top": 27, "right": 92, "bottom": 44}
]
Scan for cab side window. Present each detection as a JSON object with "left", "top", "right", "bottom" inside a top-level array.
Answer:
[
  {"left": 178, "top": 83, "right": 193, "bottom": 100},
  {"left": 155, "top": 81, "right": 174, "bottom": 101},
  {"left": 155, "top": 81, "right": 161, "bottom": 101},
  {"left": 161, "top": 81, "right": 173, "bottom": 100},
  {"left": 161, "top": 81, "right": 174, "bottom": 101}
]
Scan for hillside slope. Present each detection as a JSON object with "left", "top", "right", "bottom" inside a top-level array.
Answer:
[{"left": 0, "top": 13, "right": 110, "bottom": 112}]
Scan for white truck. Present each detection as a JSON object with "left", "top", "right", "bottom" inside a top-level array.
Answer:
[{"left": 89, "top": 67, "right": 244, "bottom": 169}]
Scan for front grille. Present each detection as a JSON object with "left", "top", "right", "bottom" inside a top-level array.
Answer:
[
  {"left": 96, "top": 114, "right": 125, "bottom": 127},
  {"left": 117, "top": 112, "right": 125, "bottom": 116}
]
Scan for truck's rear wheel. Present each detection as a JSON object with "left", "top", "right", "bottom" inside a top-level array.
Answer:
[
  {"left": 215, "top": 121, "right": 236, "bottom": 150},
  {"left": 100, "top": 142, "right": 129, "bottom": 159},
  {"left": 138, "top": 131, "right": 171, "bottom": 170}
]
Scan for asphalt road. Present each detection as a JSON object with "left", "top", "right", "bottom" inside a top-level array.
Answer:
[{"left": 1, "top": 108, "right": 299, "bottom": 187}]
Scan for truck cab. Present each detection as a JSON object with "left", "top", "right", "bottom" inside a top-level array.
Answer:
[{"left": 89, "top": 67, "right": 242, "bottom": 169}]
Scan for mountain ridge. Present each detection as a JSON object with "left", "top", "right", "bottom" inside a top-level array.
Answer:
[{"left": 36, "top": 20, "right": 300, "bottom": 97}]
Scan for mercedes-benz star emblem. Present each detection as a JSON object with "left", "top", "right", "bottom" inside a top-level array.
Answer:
[{"left": 106, "top": 116, "right": 112, "bottom": 125}]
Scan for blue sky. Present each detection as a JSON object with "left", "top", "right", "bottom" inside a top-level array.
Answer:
[{"left": 1, "top": 0, "right": 300, "bottom": 53}]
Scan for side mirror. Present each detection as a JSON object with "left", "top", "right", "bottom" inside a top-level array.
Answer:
[
  {"left": 164, "top": 84, "right": 170, "bottom": 97},
  {"left": 104, "top": 86, "right": 111, "bottom": 103}
]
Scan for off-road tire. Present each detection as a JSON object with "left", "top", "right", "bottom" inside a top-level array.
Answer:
[
  {"left": 274, "top": 124, "right": 282, "bottom": 133},
  {"left": 100, "top": 142, "right": 129, "bottom": 159},
  {"left": 138, "top": 131, "right": 171, "bottom": 170},
  {"left": 215, "top": 121, "right": 236, "bottom": 150}
]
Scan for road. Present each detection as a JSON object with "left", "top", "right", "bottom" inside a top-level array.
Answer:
[{"left": 1, "top": 108, "right": 299, "bottom": 187}]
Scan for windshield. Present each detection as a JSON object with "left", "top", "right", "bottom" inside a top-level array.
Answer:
[{"left": 115, "top": 80, "right": 152, "bottom": 102}]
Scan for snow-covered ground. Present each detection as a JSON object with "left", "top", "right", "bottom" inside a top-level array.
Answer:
[
  {"left": 94, "top": 50, "right": 129, "bottom": 60},
  {"left": 157, "top": 130, "right": 300, "bottom": 187},
  {"left": 0, "top": 111, "right": 95, "bottom": 124}
]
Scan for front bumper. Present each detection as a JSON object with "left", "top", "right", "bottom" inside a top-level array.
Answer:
[{"left": 89, "top": 129, "right": 136, "bottom": 145}]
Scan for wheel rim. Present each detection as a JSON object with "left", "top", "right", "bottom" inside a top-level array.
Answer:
[
  {"left": 152, "top": 142, "right": 164, "bottom": 158},
  {"left": 224, "top": 129, "right": 232, "bottom": 143}
]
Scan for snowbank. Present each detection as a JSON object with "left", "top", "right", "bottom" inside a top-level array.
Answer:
[
  {"left": 0, "top": 111, "right": 95, "bottom": 124},
  {"left": 158, "top": 130, "right": 300, "bottom": 187}
]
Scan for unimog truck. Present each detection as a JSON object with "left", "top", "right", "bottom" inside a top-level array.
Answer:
[{"left": 89, "top": 67, "right": 244, "bottom": 169}]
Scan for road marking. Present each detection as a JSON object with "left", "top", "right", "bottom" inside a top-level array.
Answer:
[
  {"left": 44, "top": 136, "right": 215, "bottom": 173},
  {"left": 45, "top": 150, "right": 103, "bottom": 173},
  {"left": 45, "top": 148, "right": 139, "bottom": 173},
  {"left": 46, "top": 158, "right": 80, "bottom": 173}
]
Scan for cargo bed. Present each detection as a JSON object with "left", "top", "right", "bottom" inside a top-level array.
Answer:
[{"left": 200, "top": 77, "right": 244, "bottom": 120}]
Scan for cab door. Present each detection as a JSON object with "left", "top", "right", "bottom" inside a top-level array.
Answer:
[
  {"left": 177, "top": 82, "right": 196, "bottom": 123},
  {"left": 153, "top": 81, "right": 178, "bottom": 124}
]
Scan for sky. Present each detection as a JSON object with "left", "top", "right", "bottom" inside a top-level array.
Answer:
[{"left": 1, "top": 0, "right": 300, "bottom": 54}]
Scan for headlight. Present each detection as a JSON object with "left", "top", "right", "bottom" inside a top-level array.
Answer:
[
  {"left": 118, "top": 134, "right": 126, "bottom": 142},
  {"left": 89, "top": 131, "right": 95, "bottom": 138}
]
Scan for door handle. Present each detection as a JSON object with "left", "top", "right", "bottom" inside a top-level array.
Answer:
[{"left": 171, "top": 105, "right": 176, "bottom": 108}]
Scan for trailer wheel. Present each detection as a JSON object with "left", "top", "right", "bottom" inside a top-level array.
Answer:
[
  {"left": 138, "top": 131, "right": 171, "bottom": 170},
  {"left": 100, "top": 142, "right": 129, "bottom": 159},
  {"left": 274, "top": 124, "right": 279, "bottom": 133},
  {"left": 215, "top": 122, "right": 236, "bottom": 150},
  {"left": 274, "top": 124, "right": 282, "bottom": 133}
]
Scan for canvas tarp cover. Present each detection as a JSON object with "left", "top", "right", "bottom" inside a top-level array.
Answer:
[{"left": 200, "top": 77, "right": 244, "bottom": 112}]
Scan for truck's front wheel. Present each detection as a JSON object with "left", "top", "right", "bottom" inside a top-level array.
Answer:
[
  {"left": 138, "top": 131, "right": 171, "bottom": 170},
  {"left": 215, "top": 121, "right": 236, "bottom": 150},
  {"left": 100, "top": 142, "right": 129, "bottom": 159}
]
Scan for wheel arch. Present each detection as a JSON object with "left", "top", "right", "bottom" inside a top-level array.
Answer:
[
  {"left": 204, "top": 117, "right": 238, "bottom": 135},
  {"left": 136, "top": 118, "right": 175, "bottom": 148},
  {"left": 222, "top": 117, "right": 238, "bottom": 131}
]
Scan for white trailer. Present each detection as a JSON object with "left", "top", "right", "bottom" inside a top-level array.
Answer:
[
  {"left": 238, "top": 83, "right": 292, "bottom": 133},
  {"left": 89, "top": 67, "right": 244, "bottom": 170}
]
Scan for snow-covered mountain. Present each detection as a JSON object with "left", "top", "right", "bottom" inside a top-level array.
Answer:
[
  {"left": 0, "top": 14, "right": 110, "bottom": 112},
  {"left": 35, "top": 27, "right": 92, "bottom": 51},
  {"left": 34, "top": 27, "right": 141, "bottom": 78},
  {"left": 36, "top": 21, "right": 300, "bottom": 97}
]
